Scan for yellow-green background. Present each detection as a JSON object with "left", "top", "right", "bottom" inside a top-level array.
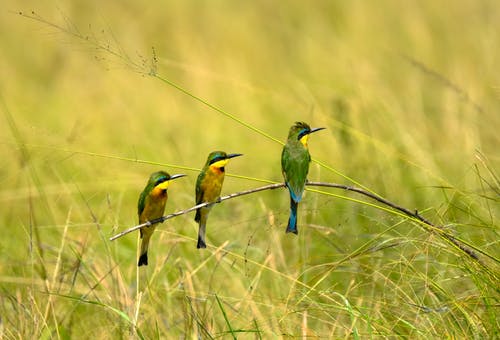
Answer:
[{"left": 1, "top": 1, "right": 498, "bottom": 338}]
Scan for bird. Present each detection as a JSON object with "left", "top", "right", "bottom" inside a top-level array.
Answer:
[
  {"left": 137, "top": 171, "right": 185, "bottom": 266},
  {"left": 195, "top": 151, "right": 243, "bottom": 248},
  {"left": 281, "top": 121, "right": 325, "bottom": 234}
]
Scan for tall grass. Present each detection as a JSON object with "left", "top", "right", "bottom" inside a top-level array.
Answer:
[{"left": 1, "top": 1, "right": 498, "bottom": 338}]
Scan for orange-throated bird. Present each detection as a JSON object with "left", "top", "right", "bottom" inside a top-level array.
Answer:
[
  {"left": 137, "top": 171, "right": 185, "bottom": 266},
  {"left": 195, "top": 151, "right": 242, "bottom": 248},
  {"left": 281, "top": 122, "right": 325, "bottom": 234}
]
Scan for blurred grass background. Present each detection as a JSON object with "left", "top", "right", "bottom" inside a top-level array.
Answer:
[{"left": 1, "top": 0, "right": 498, "bottom": 338}]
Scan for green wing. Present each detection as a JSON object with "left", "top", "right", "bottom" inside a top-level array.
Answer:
[
  {"left": 137, "top": 185, "right": 149, "bottom": 238},
  {"left": 138, "top": 182, "right": 153, "bottom": 218},
  {"left": 281, "top": 142, "right": 310, "bottom": 202},
  {"left": 195, "top": 168, "right": 206, "bottom": 222},
  {"left": 195, "top": 169, "right": 206, "bottom": 205}
]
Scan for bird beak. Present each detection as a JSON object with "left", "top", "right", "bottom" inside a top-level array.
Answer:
[
  {"left": 170, "top": 174, "right": 186, "bottom": 180},
  {"left": 309, "top": 127, "right": 326, "bottom": 134},
  {"left": 226, "top": 153, "right": 243, "bottom": 159}
]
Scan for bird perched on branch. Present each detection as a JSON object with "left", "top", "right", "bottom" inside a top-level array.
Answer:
[
  {"left": 137, "top": 171, "right": 185, "bottom": 266},
  {"left": 281, "top": 122, "right": 325, "bottom": 234},
  {"left": 195, "top": 151, "right": 243, "bottom": 248}
]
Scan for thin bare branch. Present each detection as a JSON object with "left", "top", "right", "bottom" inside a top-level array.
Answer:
[
  {"left": 307, "top": 181, "right": 480, "bottom": 261},
  {"left": 109, "top": 181, "right": 481, "bottom": 263},
  {"left": 109, "top": 183, "right": 284, "bottom": 241},
  {"left": 307, "top": 182, "right": 435, "bottom": 225}
]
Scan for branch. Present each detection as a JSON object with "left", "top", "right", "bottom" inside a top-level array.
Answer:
[
  {"left": 307, "top": 182, "right": 479, "bottom": 261},
  {"left": 108, "top": 181, "right": 480, "bottom": 262},
  {"left": 109, "top": 183, "right": 284, "bottom": 241},
  {"left": 307, "top": 182, "right": 434, "bottom": 225}
]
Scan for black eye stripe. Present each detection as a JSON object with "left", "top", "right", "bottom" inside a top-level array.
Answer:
[
  {"left": 297, "top": 129, "right": 309, "bottom": 140},
  {"left": 209, "top": 156, "right": 225, "bottom": 165},
  {"left": 155, "top": 178, "right": 168, "bottom": 186}
]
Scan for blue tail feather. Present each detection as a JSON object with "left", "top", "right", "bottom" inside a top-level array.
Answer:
[{"left": 286, "top": 198, "right": 298, "bottom": 234}]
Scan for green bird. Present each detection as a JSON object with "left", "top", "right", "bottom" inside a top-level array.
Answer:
[
  {"left": 137, "top": 171, "right": 186, "bottom": 266},
  {"left": 281, "top": 122, "right": 325, "bottom": 234},
  {"left": 195, "top": 151, "right": 243, "bottom": 248}
]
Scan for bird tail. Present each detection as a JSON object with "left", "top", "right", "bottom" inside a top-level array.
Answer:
[
  {"left": 138, "top": 252, "right": 148, "bottom": 266},
  {"left": 195, "top": 208, "right": 201, "bottom": 223},
  {"left": 138, "top": 227, "right": 153, "bottom": 266},
  {"left": 197, "top": 209, "right": 207, "bottom": 249},
  {"left": 286, "top": 198, "right": 298, "bottom": 234}
]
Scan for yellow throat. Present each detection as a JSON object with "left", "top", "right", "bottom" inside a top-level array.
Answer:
[
  {"left": 155, "top": 180, "right": 170, "bottom": 190},
  {"left": 299, "top": 134, "right": 309, "bottom": 147},
  {"left": 210, "top": 159, "right": 229, "bottom": 169}
]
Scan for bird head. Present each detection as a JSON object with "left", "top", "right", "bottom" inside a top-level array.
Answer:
[
  {"left": 148, "top": 171, "right": 186, "bottom": 191},
  {"left": 288, "top": 121, "right": 325, "bottom": 147},
  {"left": 206, "top": 151, "right": 243, "bottom": 171}
]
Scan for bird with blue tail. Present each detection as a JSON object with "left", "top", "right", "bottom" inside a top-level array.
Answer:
[
  {"left": 281, "top": 122, "right": 325, "bottom": 234},
  {"left": 137, "top": 171, "right": 185, "bottom": 266},
  {"left": 195, "top": 151, "right": 243, "bottom": 248}
]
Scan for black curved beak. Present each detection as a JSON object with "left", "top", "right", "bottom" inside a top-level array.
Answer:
[
  {"left": 170, "top": 174, "right": 187, "bottom": 180},
  {"left": 226, "top": 153, "right": 243, "bottom": 159},
  {"left": 308, "top": 127, "right": 326, "bottom": 134}
]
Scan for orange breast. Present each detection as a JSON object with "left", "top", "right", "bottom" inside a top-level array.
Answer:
[{"left": 139, "top": 188, "right": 168, "bottom": 223}]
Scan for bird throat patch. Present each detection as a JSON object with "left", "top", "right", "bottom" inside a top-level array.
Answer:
[
  {"left": 152, "top": 181, "right": 170, "bottom": 196},
  {"left": 210, "top": 159, "right": 229, "bottom": 170},
  {"left": 299, "top": 134, "right": 309, "bottom": 147},
  {"left": 156, "top": 180, "right": 170, "bottom": 190}
]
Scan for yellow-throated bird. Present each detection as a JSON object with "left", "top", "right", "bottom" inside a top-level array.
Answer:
[
  {"left": 195, "top": 151, "right": 242, "bottom": 248},
  {"left": 281, "top": 122, "right": 325, "bottom": 234},
  {"left": 137, "top": 171, "right": 185, "bottom": 266}
]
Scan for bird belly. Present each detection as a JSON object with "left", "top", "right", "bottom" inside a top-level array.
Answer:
[
  {"left": 200, "top": 170, "right": 224, "bottom": 203},
  {"left": 139, "top": 193, "right": 167, "bottom": 224}
]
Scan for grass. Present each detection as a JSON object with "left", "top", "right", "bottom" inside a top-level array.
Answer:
[{"left": 1, "top": 0, "right": 499, "bottom": 338}]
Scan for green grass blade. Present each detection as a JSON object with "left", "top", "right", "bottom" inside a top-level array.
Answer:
[{"left": 215, "top": 294, "right": 237, "bottom": 340}]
